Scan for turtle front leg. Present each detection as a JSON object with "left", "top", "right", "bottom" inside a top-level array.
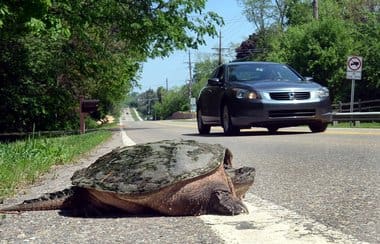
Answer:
[{"left": 209, "top": 190, "right": 248, "bottom": 215}]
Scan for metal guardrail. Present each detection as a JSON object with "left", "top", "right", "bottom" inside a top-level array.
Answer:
[
  {"left": 332, "top": 99, "right": 380, "bottom": 122},
  {"left": 332, "top": 99, "right": 380, "bottom": 113},
  {"left": 332, "top": 112, "right": 380, "bottom": 122}
]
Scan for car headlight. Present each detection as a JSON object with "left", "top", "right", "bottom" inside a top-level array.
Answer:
[
  {"left": 317, "top": 87, "right": 329, "bottom": 98},
  {"left": 233, "top": 88, "right": 260, "bottom": 100}
]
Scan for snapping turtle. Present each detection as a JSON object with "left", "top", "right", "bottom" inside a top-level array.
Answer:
[{"left": 0, "top": 140, "right": 255, "bottom": 216}]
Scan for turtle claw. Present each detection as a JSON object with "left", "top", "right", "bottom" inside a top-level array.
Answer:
[{"left": 210, "top": 190, "right": 249, "bottom": 215}]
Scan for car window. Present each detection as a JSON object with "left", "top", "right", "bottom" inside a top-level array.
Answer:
[
  {"left": 211, "top": 67, "right": 219, "bottom": 78},
  {"left": 216, "top": 66, "right": 225, "bottom": 82},
  {"left": 228, "top": 63, "right": 302, "bottom": 82}
]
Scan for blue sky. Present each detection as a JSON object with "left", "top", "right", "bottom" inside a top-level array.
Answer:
[{"left": 136, "top": 0, "right": 256, "bottom": 92}]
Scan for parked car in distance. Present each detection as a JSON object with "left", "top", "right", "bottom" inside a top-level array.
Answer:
[{"left": 196, "top": 61, "right": 332, "bottom": 135}]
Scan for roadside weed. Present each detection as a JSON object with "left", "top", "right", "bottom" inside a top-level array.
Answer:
[{"left": 0, "top": 131, "right": 112, "bottom": 198}]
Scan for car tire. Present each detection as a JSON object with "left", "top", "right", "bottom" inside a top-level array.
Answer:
[
  {"left": 267, "top": 126, "right": 278, "bottom": 133},
  {"left": 309, "top": 122, "right": 328, "bottom": 133},
  {"left": 197, "top": 108, "right": 210, "bottom": 134},
  {"left": 222, "top": 105, "right": 239, "bottom": 136}
]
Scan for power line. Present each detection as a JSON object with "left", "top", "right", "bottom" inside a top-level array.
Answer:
[
  {"left": 184, "top": 50, "right": 194, "bottom": 111},
  {"left": 211, "top": 30, "right": 229, "bottom": 65}
]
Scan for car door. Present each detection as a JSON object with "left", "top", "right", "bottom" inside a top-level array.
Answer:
[
  {"left": 208, "top": 65, "right": 227, "bottom": 123},
  {"left": 198, "top": 68, "right": 216, "bottom": 123}
]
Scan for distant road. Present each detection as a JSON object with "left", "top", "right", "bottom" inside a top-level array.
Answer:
[{"left": 123, "top": 118, "right": 379, "bottom": 243}]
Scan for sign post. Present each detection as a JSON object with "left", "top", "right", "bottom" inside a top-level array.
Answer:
[
  {"left": 79, "top": 96, "right": 85, "bottom": 134},
  {"left": 190, "top": 97, "right": 196, "bottom": 113},
  {"left": 346, "top": 56, "right": 362, "bottom": 113}
]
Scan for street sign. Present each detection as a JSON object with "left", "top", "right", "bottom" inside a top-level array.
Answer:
[
  {"left": 346, "top": 56, "right": 362, "bottom": 80},
  {"left": 346, "top": 56, "right": 363, "bottom": 113}
]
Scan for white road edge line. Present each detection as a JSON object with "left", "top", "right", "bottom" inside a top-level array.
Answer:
[
  {"left": 118, "top": 122, "right": 367, "bottom": 244},
  {"left": 119, "top": 116, "right": 137, "bottom": 146},
  {"left": 199, "top": 194, "right": 367, "bottom": 244},
  {"left": 132, "top": 107, "right": 143, "bottom": 121}
]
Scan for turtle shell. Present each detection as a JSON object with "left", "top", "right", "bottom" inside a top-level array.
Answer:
[{"left": 71, "top": 140, "right": 226, "bottom": 195}]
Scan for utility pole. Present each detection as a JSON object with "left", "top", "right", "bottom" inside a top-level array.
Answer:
[
  {"left": 218, "top": 30, "right": 222, "bottom": 64},
  {"left": 165, "top": 78, "right": 168, "bottom": 91},
  {"left": 184, "top": 50, "right": 194, "bottom": 112},
  {"left": 212, "top": 30, "right": 229, "bottom": 65},
  {"left": 312, "top": 0, "right": 319, "bottom": 20},
  {"left": 187, "top": 50, "right": 192, "bottom": 99}
]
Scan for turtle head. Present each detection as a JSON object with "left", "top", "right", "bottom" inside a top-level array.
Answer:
[{"left": 226, "top": 167, "right": 255, "bottom": 199}]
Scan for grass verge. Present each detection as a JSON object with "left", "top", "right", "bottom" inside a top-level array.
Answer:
[
  {"left": 129, "top": 108, "right": 140, "bottom": 121},
  {"left": 330, "top": 122, "right": 380, "bottom": 128},
  {"left": 0, "top": 130, "right": 112, "bottom": 198}
]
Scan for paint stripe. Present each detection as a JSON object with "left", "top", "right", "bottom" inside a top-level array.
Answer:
[
  {"left": 119, "top": 117, "right": 136, "bottom": 146},
  {"left": 118, "top": 121, "right": 367, "bottom": 243},
  {"left": 200, "top": 194, "right": 367, "bottom": 244}
]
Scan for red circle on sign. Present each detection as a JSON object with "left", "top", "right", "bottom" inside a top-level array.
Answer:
[{"left": 348, "top": 57, "right": 361, "bottom": 71}]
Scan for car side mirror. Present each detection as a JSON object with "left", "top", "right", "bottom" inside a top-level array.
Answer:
[
  {"left": 304, "top": 77, "right": 314, "bottom": 82},
  {"left": 208, "top": 78, "right": 222, "bottom": 86}
]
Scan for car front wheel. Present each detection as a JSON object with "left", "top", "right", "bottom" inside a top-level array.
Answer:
[
  {"left": 222, "top": 105, "right": 239, "bottom": 136},
  {"left": 267, "top": 126, "right": 278, "bottom": 133},
  {"left": 197, "top": 108, "right": 210, "bottom": 134},
  {"left": 309, "top": 122, "right": 328, "bottom": 133}
]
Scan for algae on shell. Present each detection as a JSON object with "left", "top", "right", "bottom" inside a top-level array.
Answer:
[{"left": 71, "top": 140, "right": 226, "bottom": 194}]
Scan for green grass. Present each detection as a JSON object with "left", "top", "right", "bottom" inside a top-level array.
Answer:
[{"left": 0, "top": 130, "right": 112, "bottom": 198}]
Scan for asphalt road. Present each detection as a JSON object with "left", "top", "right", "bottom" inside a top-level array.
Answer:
[
  {"left": 1, "top": 110, "right": 378, "bottom": 243},
  {"left": 123, "top": 116, "right": 379, "bottom": 243}
]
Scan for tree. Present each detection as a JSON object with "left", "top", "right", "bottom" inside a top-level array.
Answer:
[
  {"left": 0, "top": 0, "right": 223, "bottom": 132},
  {"left": 0, "top": 0, "right": 52, "bottom": 33},
  {"left": 235, "top": 33, "right": 260, "bottom": 60},
  {"left": 137, "top": 89, "right": 158, "bottom": 118},
  {"left": 353, "top": 12, "right": 380, "bottom": 100},
  {"left": 0, "top": 0, "right": 74, "bottom": 132},
  {"left": 144, "top": 56, "right": 219, "bottom": 120},
  {"left": 124, "top": 92, "right": 139, "bottom": 108},
  {"left": 153, "top": 87, "right": 189, "bottom": 120},
  {"left": 192, "top": 56, "right": 219, "bottom": 95},
  {"left": 285, "top": 0, "right": 314, "bottom": 26},
  {"left": 236, "top": 0, "right": 289, "bottom": 61},
  {"left": 237, "top": 0, "right": 288, "bottom": 31},
  {"left": 235, "top": 29, "right": 277, "bottom": 60},
  {"left": 238, "top": 0, "right": 380, "bottom": 103},
  {"left": 156, "top": 86, "right": 167, "bottom": 103},
  {"left": 193, "top": 55, "right": 219, "bottom": 82},
  {"left": 267, "top": 18, "right": 355, "bottom": 101}
]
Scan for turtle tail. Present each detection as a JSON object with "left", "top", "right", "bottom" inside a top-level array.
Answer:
[{"left": 0, "top": 187, "right": 76, "bottom": 213}]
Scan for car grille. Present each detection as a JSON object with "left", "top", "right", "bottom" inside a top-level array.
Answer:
[
  {"left": 270, "top": 92, "right": 310, "bottom": 100},
  {"left": 269, "top": 109, "right": 316, "bottom": 118}
]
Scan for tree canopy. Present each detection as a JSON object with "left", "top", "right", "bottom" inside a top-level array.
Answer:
[
  {"left": 0, "top": 0, "right": 222, "bottom": 132},
  {"left": 132, "top": 55, "right": 219, "bottom": 120},
  {"left": 236, "top": 0, "right": 380, "bottom": 102},
  {"left": 137, "top": 0, "right": 379, "bottom": 120}
]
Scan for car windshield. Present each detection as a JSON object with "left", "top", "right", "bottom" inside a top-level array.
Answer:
[{"left": 228, "top": 63, "right": 303, "bottom": 82}]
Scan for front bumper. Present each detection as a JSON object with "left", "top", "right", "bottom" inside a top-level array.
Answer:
[{"left": 229, "top": 97, "right": 332, "bottom": 128}]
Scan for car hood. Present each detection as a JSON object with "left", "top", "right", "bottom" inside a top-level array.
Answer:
[{"left": 233, "top": 80, "right": 322, "bottom": 91}]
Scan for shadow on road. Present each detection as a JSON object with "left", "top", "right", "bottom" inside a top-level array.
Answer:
[{"left": 183, "top": 130, "right": 310, "bottom": 137}]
